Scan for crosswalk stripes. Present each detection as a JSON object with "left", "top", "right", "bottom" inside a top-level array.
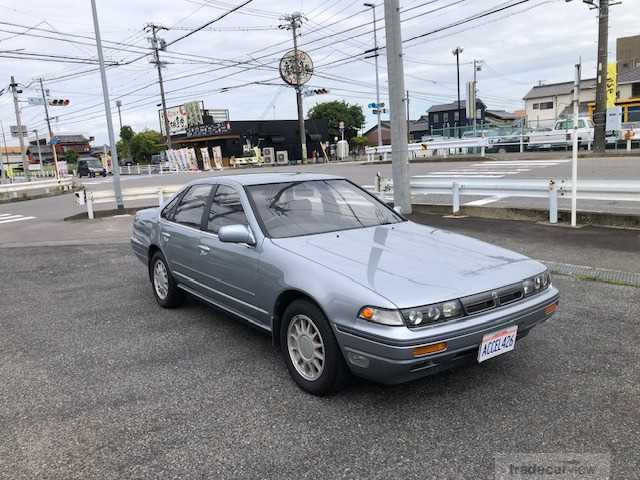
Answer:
[
  {"left": 0, "top": 213, "right": 37, "bottom": 224},
  {"left": 420, "top": 160, "right": 571, "bottom": 179}
]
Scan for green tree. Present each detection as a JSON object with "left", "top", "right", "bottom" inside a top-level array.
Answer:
[
  {"left": 64, "top": 150, "right": 78, "bottom": 164},
  {"left": 118, "top": 125, "right": 135, "bottom": 161},
  {"left": 350, "top": 135, "right": 368, "bottom": 153},
  {"left": 129, "top": 130, "right": 164, "bottom": 164},
  {"left": 308, "top": 100, "right": 365, "bottom": 141}
]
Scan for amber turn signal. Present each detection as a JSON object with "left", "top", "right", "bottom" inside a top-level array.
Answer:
[
  {"left": 544, "top": 303, "right": 558, "bottom": 315},
  {"left": 413, "top": 342, "right": 447, "bottom": 357}
]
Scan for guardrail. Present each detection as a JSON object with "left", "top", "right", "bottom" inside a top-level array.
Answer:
[
  {"left": 76, "top": 185, "right": 182, "bottom": 219},
  {"left": 365, "top": 138, "right": 490, "bottom": 162},
  {"left": 0, "top": 177, "right": 74, "bottom": 199},
  {"left": 368, "top": 175, "right": 640, "bottom": 224}
]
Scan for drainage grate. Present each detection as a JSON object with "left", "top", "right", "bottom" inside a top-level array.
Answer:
[{"left": 543, "top": 261, "right": 640, "bottom": 288}]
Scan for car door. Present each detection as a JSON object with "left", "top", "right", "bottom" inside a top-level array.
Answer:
[
  {"left": 159, "top": 183, "right": 212, "bottom": 294},
  {"left": 197, "top": 184, "right": 267, "bottom": 326}
]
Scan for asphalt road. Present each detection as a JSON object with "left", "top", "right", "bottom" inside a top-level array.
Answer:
[{"left": 1, "top": 215, "right": 639, "bottom": 479}]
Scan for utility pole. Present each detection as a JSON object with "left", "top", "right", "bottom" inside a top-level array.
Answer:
[
  {"left": 571, "top": 59, "right": 581, "bottom": 228},
  {"left": 282, "top": 13, "right": 308, "bottom": 163},
  {"left": 0, "top": 121, "right": 8, "bottom": 183},
  {"left": 39, "top": 77, "right": 60, "bottom": 179},
  {"left": 473, "top": 59, "right": 482, "bottom": 136},
  {"left": 593, "top": 0, "right": 608, "bottom": 153},
  {"left": 452, "top": 47, "right": 463, "bottom": 138},
  {"left": 90, "top": 0, "right": 124, "bottom": 210},
  {"left": 384, "top": 0, "right": 411, "bottom": 214},
  {"left": 364, "top": 2, "right": 383, "bottom": 148},
  {"left": 33, "top": 130, "right": 43, "bottom": 169},
  {"left": 116, "top": 100, "right": 123, "bottom": 131},
  {"left": 10, "top": 76, "right": 29, "bottom": 180},
  {"left": 406, "top": 90, "right": 410, "bottom": 143},
  {"left": 147, "top": 23, "right": 173, "bottom": 150}
]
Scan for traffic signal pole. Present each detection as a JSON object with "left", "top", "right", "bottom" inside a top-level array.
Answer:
[{"left": 39, "top": 78, "right": 60, "bottom": 179}]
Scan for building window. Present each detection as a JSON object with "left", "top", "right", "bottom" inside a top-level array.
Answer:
[
  {"left": 532, "top": 103, "right": 540, "bottom": 110},
  {"left": 539, "top": 102, "right": 554, "bottom": 110},
  {"left": 454, "top": 111, "right": 460, "bottom": 121},
  {"left": 443, "top": 112, "right": 449, "bottom": 123},
  {"left": 433, "top": 113, "right": 440, "bottom": 123},
  {"left": 632, "top": 83, "right": 640, "bottom": 98},
  {"left": 628, "top": 106, "right": 640, "bottom": 123}
]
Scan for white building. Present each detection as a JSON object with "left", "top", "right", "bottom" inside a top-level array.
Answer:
[{"left": 523, "top": 79, "right": 596, "bottom": 129}]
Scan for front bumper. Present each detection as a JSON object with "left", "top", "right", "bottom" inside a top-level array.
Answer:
[{"left": 335, "top": 286, "right": 560, "bottom": 385}]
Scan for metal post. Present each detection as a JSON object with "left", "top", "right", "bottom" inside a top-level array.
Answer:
[
  {"left": 549, "top": 180, "right": 558, "bottom": 224},
  {"left": 384, "top": 0, "right": 411, "bottom": 214},
  {"left": 148, "top": 24, "right": 173, "bottom": 151},
  {"left": 452, "top": 47, "right": 463, "bottom": 139},
  {"left": 593, "top": 0, "right": 609, "bottom": 154},
  {"left": 571, "top": 59, "right": 581, "bottom": 228},
  {"left": 452, "top": 182, "right": 460, "bottom": 214},
  {"left": 290, "top": 15, "right": 308, "bottom": 164},
  {"left": 365, "top": 3, "right": 383, "bottom": 149},
  {"left": 0, "top": 121, "right": 8, "bottom": 183},
  {"left": 10, "top": 76, "right": 29, "bottom": 180},
  {"left": 39, "top": 78, "right": 60, "bottom": 179},
  {"left": 90, "top": 0, "right": 124, "bottom": 210}
]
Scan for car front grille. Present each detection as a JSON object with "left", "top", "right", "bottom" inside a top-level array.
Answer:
[{"left": 460, "top": 283, "right": 525, "bottom": 316}]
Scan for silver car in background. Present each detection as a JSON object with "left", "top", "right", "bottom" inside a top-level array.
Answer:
[{"left": 131, "top": 173, "right": 559, "bottom": 395}]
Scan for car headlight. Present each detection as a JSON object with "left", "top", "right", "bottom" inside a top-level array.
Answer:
[
  {"left": 523, "top": 270, "right": 551, "bottom": 297},
  {"left": 401, "top": 299, "right": 464, "bottom": 328},
  {"left": 358, "top": 306, "right": 404, "bottom": 326}
]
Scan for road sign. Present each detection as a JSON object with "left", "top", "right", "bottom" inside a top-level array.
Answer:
[
  {"left": 372, "top": 109, "right": 387, "bottom": 114},
  {"left": 28, "top": 97, "right": 45, "bottom": 106},
  {"left": 368, "top": 102, "right": 385, "bottom": 109},
  {"left": 50, "top": 136, "right": 60, "bottom": 145},
  {"left": 606, "top": 106, "right": 622, "bottom": 131},
  {"left": 279, "top": 49, "right": 314, "bottom": 86},
  {"left": 10, "top": 125, "right": 28, "bottom": 138}
]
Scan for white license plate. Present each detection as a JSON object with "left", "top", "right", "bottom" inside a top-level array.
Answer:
[{"left": 477, "top": 325, "right": 518, "bottom": 363}]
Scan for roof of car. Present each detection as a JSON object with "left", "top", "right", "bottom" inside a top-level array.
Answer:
[{"left": 190, "top": 172, "right": 344, "bottom": 186}]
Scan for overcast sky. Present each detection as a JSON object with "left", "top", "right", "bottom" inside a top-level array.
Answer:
[{"left": 0, "top": 0, "right": 637, "bottom": 146}]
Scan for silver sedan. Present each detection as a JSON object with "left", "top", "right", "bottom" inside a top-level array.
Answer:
[{"left": 131, "top": 173, "right": 559, "bottom": 395}]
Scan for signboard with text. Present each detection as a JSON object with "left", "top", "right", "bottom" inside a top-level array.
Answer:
[
  {"left": 159, "top": 101, "right": 205, "bottom": 136},
  {"left": 186, "top": 121, "right": 231, "bottom": 138}
]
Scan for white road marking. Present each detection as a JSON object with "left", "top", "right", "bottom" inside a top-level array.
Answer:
[
  {"left": 417, "top": 174, "right": 506, "bottom": 178},
  {"left": 464, "top": 195, "right": 508, "bottom": 206},
  {"left": 0, "top": 216, "right": 36, "bottom": 224}
]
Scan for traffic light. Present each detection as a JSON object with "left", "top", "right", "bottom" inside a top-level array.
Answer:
[
  {"left": 312, "top": 88, "right": 329, "bottom": 95},
  {"left": 48, "top": 99, "right": 70, "bottom": 107}
]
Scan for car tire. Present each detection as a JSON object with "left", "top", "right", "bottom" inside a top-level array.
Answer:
[
  {"left": 280, "top": 299, "right": 350, "bottom": 396},
  {"left": 149, "top": 251, "right": 185, "bottom": 308}
]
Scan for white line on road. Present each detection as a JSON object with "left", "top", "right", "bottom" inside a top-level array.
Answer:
[
  {"left": 0, "top": 216, "right": 36, "bottom": 224},
  {"left": 416, "top": 174, "right": 506, "bottom": 178},
  {"left": 464, "top": 195, "right": 509, "bottom": 206}
]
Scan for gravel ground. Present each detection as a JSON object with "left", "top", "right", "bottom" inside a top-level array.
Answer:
[{"left": 1, "top": 244, "right": 638, "bottom": 479}]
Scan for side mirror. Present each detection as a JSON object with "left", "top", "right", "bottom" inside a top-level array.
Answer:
[{"left": 218, "top": 224, "right": 255, "bottom": 246}]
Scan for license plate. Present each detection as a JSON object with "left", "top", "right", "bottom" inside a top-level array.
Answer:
[{"left": 478, "top": 325, "right": 518, "bottom": 363}]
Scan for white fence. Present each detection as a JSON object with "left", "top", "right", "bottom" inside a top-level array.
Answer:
[
  {"left": 369, "top": 176, "right": 640, "bottom": 224},
  {"left": 77, "top": 185, "right": 182, "bottom": 219},
  {"left": 365, "top": 138, "right": 490, "bottom": 162}
]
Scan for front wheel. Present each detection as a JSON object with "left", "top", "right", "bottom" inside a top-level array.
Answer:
[
  {"left": 281, "top": 299, "right": 350, "bottom": 395},
  {"left": 150, "top": 252, "right": 185, "bottom": 308}
]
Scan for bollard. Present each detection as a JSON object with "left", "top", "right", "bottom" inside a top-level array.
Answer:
[
  {"left": 452, "top": 182, "right": 460, "bottom": 214},
  {"left": 548, "top": 180, "right": 558, "bottom": 224},
  {"left": 148, "top": 165, "right": 152, "bottom": 175},
  {"left": 481, "top": 145, "right": 486, "bottom": 157},
  {"left": 87, "top": 194, "right": 94, "bottom": 220},
  {"left": 628, "top": 139, "right": 632, "bottom": 152},
  {"left": 158, "top": 189, "right": 165, "bottom": 208},
  {"left": 520, "top": 134, "right": 524, "bottom": 153},
  {"left": 136, "top": 165, "right": 141, "bottom": 175}
]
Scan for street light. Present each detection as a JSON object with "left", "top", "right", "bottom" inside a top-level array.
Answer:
[
  {"left": 364, "top": 2, "right": 383, "bottom": 148},
  {"left": 452, "top": 47, "right": 463, "bottom": 138}
]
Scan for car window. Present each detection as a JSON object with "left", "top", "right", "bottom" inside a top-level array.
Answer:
[
  {"left": 173, "top": 184, "right": 211, "bottom": 228},
  {"left": 207, "top": 185, "right": 248, "bottom": 234},
  {"left": 246, "top": 179, "right": 403, "bottom": 239},
  {"left": 161, "top": 192, "right": 183, "bottom": 220}
]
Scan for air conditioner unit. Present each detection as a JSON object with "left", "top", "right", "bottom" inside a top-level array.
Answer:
[
  {"left": 262, "top": 147, "right": 275, "bottom": 164},
  {"left": 276, "top": 150, "right": 289, "bottom": 165}
]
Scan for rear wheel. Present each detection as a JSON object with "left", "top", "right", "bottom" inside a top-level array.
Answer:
[
  {"left": 150, "top": 252, "right": 185, "bottom": 308},
  {"left": 281, "top": 299, "right": 349, "bottom": 395}
]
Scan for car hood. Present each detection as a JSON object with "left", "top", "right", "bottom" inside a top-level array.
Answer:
[{"left": 271, "top": 221, "right": 545, "bottom": 309}]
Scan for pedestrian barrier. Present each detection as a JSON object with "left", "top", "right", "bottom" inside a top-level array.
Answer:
[
  {"left": 77, "top": 185, "right": 182, "bottom": 219},
  {"left": 367, "top": 175, "right": 640, "bottom": 224},
  {"left": 365, "top": 138, "right": 490, "bottom": 162}
]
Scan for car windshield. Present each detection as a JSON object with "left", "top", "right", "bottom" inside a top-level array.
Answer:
[
  {"left": 246, "top": 179, "right": 404, "bottom": 239},
  {"left": 85, "top": 159, "right": 103, "bottom": 168}
]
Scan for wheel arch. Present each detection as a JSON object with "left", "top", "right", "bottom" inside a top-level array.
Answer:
[
  {"left": 272, "top": 289, "right": 328, "bottom": 350},
  {"left": 147, "top": 244, "right": 162, "bottom": 279}
]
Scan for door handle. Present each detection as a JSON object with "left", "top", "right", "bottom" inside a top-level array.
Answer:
[
  {"left": 161, "top": 232, "right": 171, "bottom": 242},
  {"left": 198, "top": 244, "right": 210, "bottom": 254}
]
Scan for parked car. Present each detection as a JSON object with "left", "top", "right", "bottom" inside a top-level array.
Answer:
[
  {"left": 131, "top": 173, "right": 560, "bottom": 395},
  {"left": 77, "top": 157, "right": 107, "bottom": 177},
  {"left": 527, "top": 117, "right": 594, "bottom": 150}
]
